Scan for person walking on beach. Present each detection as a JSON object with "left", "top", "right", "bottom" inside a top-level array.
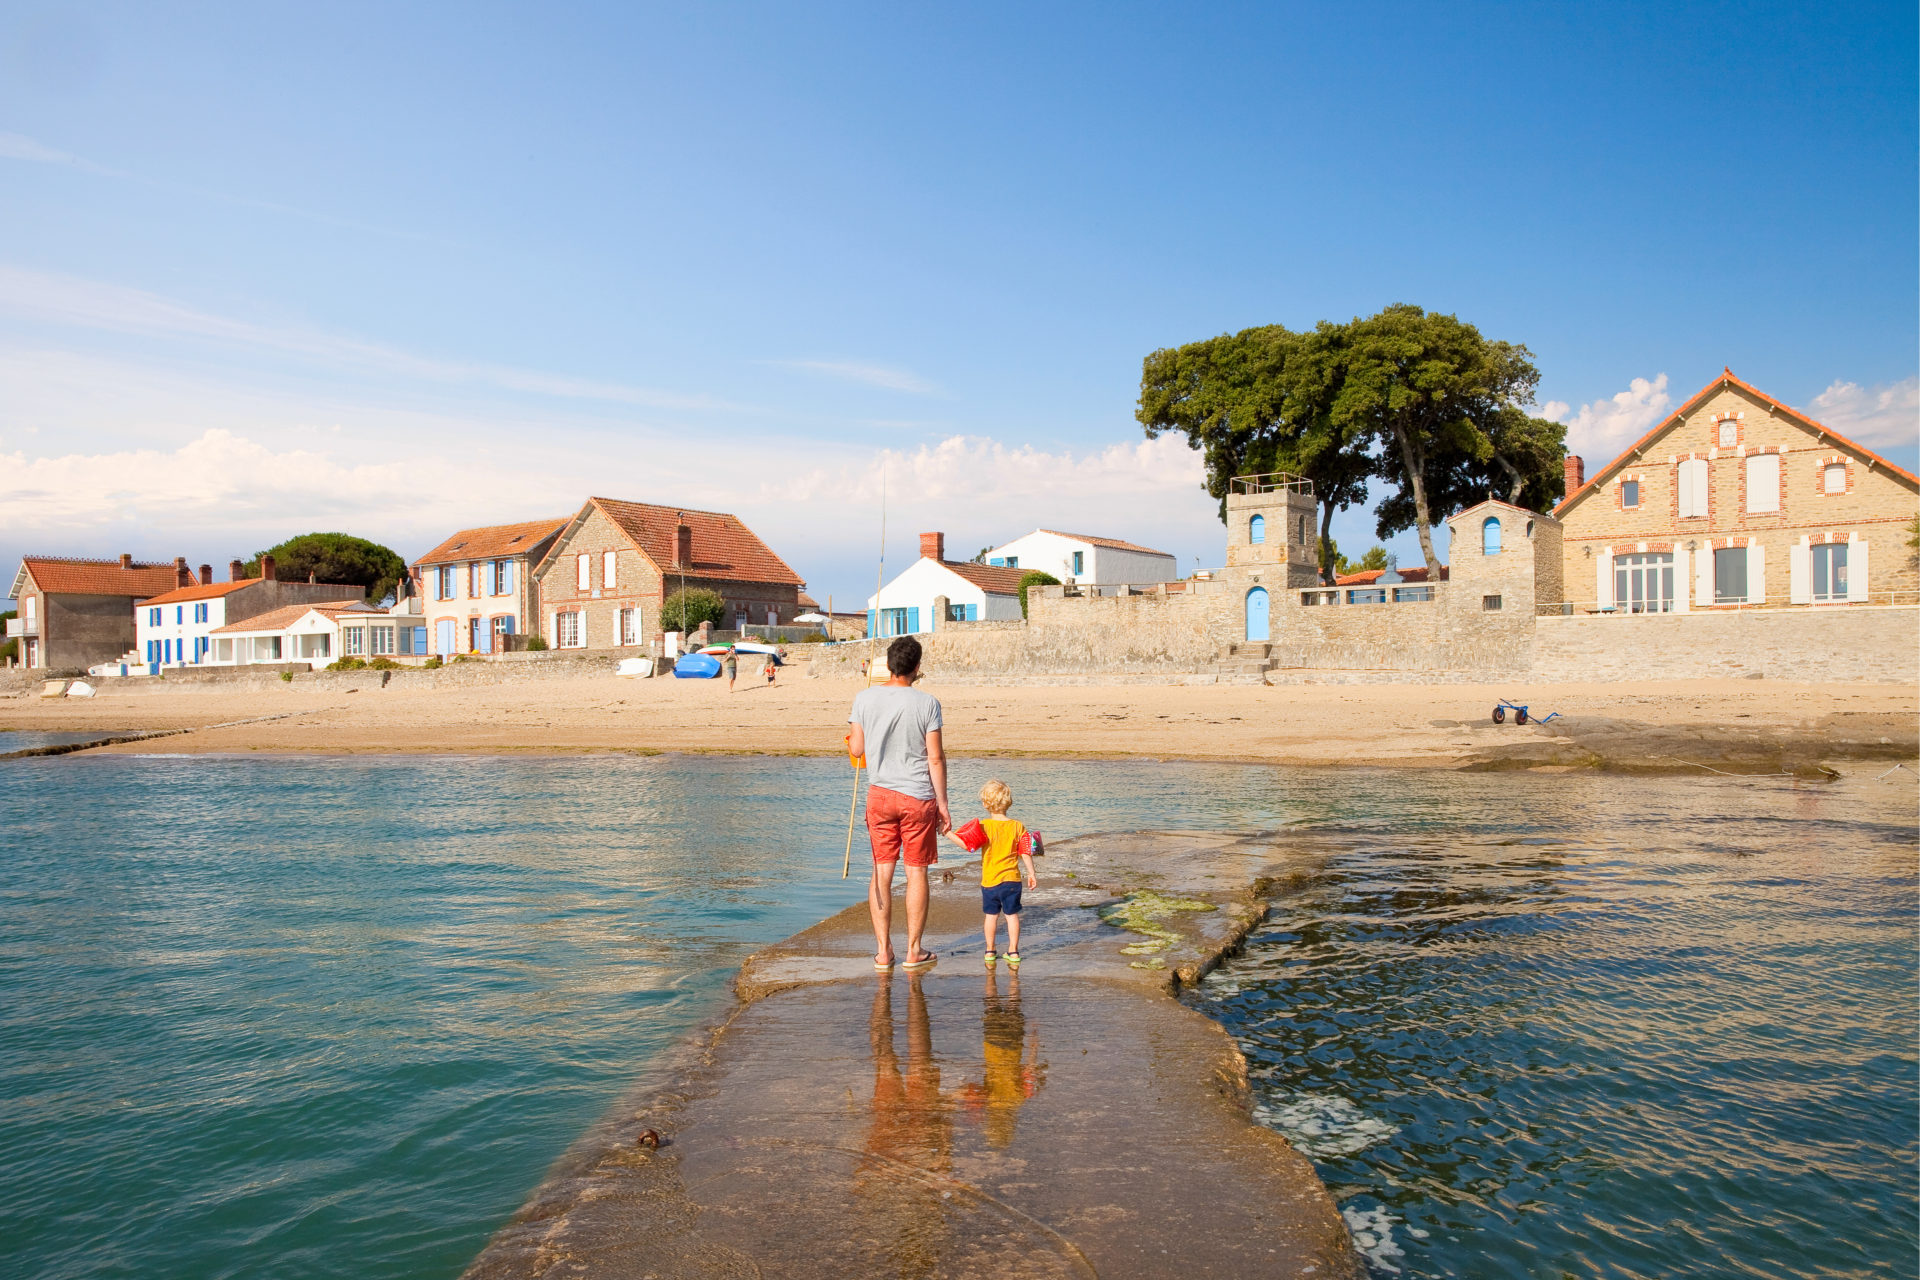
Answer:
[
  {"left": 723, "top": 646, "right": 738, "bottom": 691},
  {"left": 848, "top": 636, "right": 950, "bottom": 972}
]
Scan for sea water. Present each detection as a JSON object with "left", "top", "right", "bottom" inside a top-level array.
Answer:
[{"left": 0, "top": 754, "right": 1912, "bottom": 1278}]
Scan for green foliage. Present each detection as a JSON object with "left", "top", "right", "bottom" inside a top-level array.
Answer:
[
  {"left": 367, "top": 656, "right": 401, "bottom": 670},
  {"left": 1138, "top": 304, "right": 1565, "bottom": 579},
  {"left": 0, "top": 610, "right": 14, "bottom": 664},
  {"left": 327, "top": 656, "right": 367, "bottom": 671},
  {"left": 422, "top": 656, "right": 443, "bottom": 670},
  {"left": 524, "top": 635, "right": 548, "bottom": 651},
  {"left": 452, "top": 652, "right": 483, "bottom": 663},
  {"left": 1325, "top": 543, "right": 1389, "bottom": 576},
  {"left": 247, "top": 532, "right": 409, "bottom": 603},
  {"left": 279, "top": 671, "right": 294, "bottom": 682},
  {"left": 662, "top": 587, "right": 727, "bottom": 632},
  {"left": 1017, "top": 570, "right": 1061, "bottom": 619}
]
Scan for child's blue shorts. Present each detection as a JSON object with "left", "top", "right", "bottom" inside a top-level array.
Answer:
[{"left": 981, "top": 882, "right": 1023, "bottom": 916}]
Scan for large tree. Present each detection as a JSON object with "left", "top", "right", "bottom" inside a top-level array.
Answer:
[
  {"left": 246, "top": 532, "right": 408, "bottom": 602},
  {"left": 1136, "top": 324, "right": 1370, "bottom": 582}
]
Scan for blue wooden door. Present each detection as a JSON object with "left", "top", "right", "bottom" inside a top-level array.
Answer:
[
  {"left": 436, "top": 619, "right": 456, "bottom": 656},
  {"left": 1245, "top": 587, "right": 1270, "bottom": 642}
]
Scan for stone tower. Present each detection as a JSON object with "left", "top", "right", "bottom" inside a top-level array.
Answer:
[{"left": 1224, "top": 474, "right": 1321, "bottom": 589}]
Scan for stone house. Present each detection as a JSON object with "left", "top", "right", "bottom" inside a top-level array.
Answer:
[
  {"left": 133, "top": 555, "right": 367, "bottom": 671},
  {"left": 868, "top": 533, "right": 1030, "bottom": 637},
  {"left": 1555, "top": 369, "right": 1919, "bottom": 611},
  {"left": 532, "top": 497, "right": 806, "bottom": 650},
  {"left": 414, "top": 516, "right": 570, "bottom": 656},
  {"left": 978, "top": 530, "right": 1177, "bottom": 590},
  {"left": 8, "top": 554, "right": 185, "bottom": 671}
]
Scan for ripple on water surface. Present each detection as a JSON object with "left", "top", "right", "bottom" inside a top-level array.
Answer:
[{"left": 1193, "top": 779, "right": 1918, "bottom": 1279}]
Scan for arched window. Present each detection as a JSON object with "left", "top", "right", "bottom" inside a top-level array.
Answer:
[
  {"left": 1482, "top": 517, "right": 1502, "bottom": 556},
  {"left": 1249, "top": 514, "right": 1265, "bottom": 544}
]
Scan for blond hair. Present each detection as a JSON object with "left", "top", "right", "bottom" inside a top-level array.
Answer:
[{"left": 979, "top": 780, "right": 1012, "bottom": 814}]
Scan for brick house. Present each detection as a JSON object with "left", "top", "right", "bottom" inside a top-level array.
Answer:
[
  {"left": 8, "top": 554, "right": 185, "bottom": 670},
  {"left": 1555, "top": 370, "right": 1919, "bottom": 611},
  {"left": 531, "top": 497, "right": 806, "bottom": 650},
  {"left": 413, "top": 517, "right": 569, "bottom": 656},
  {"left": 133, "top": 555, "right": 366, "bottom": 670}
]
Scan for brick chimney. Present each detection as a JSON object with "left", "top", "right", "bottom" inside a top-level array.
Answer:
[
  {"left": 260, "top": 554, "right": 277, "bottom": 582},
  {"left": 675, "top": 517, "right": 692, "bottom": 569},
  {"left": 230, "top": 559, "right": 246, "bottom": 582},
  {"left": 920, "top": 532, "right": 945, "bottom": 562},
  {"left": 199, "top": 564, "right": 213, "bottom": 585},
  {"left": 174, "top": 556, "right": 191, "bottom": 588},
  {"left": 1563, "top": 454, "right": 1585, "bottom": 494},
  {"left": 119, "top": 553, "right": 133, "bottom": 569}
]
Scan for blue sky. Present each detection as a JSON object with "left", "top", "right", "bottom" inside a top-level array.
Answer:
[{"left": 3, "top": 0, "right": 1914, "bottom": 607}]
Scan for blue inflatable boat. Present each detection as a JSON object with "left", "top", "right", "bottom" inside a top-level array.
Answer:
[{"left": 673, "top": 652, "right": 723, "bottom": 679}]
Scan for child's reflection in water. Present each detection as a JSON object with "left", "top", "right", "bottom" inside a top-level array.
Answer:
[{"left": 959, "top": 970, "right": 1046, "bottom": 1149}]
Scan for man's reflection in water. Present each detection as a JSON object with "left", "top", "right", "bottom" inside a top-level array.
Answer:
[
  {"left": 857, "top": 975, "right": 953, "bottom": 1277},
  {"left": 961, "top": 970, "right": 1046, "bottom": 1149}
]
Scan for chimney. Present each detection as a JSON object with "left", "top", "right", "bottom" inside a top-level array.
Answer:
[
  {"left": 119, "top": 553, "right": 133, "bottom": 569},
  {"left": 199, "top": 564, "right": 213, "bottom": 585},
  {"left": 174, "top": 556, "right": 191, "bottom": 588},
  {"left": 260, "top": 554, "right": 277, "bottom": 582},
  {"left": 920, "top": 532, "right": 945, "bottom": 563},
  {"left": 675, "top": 518, "right": 692, "bottom": 569},
  {"left": 230, "top": 559, "right": 246, "bottom": 582},
  {"left": 1564, "top": 454, "right": 1585, "bottom": 494}
]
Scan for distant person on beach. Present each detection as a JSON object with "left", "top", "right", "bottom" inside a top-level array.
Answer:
[
  {"left": 948, "top": 780, "right": 1038, "bottom": 968},
  {"left": 848, "top": 636, "right": 950, "bottom": 973},
  {"left": 723, "top": 647, "right": 738, "bottom": 691}
]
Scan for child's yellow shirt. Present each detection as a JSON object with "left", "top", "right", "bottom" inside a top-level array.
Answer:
[{"left": 979, "top": 818, "right": 1028, "bottom": 887}]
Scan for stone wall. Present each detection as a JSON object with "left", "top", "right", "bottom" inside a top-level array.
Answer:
[
  {"left": 1530, "top": 605, "right": 1920, "bottom": 683},
  {"left": 1270, "top": 588, "right": 1535, "bottom": 674}
]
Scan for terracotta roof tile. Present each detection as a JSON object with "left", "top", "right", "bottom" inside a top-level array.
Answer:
[
  {"left": 1037, "top": 530, "right": 1175, "bottom": 557},
  {"left": 1555, "top": 368, "right": 1920, "bottom": 518},
  {"left": 1334, "top": 566, "right": 1447, "bottom": 586},
  {"left": 588, "top": 497, "right": 804, "bottom": 586},
  {"left": 415, "top": 518, "right": 570, "bottom": 568},
  {"left": 941, "top": 561, "right": 1029, "bottom": 594},
  {"left": 142, "top": 577, "right": 263, "bottom": 605},
  {"left": 19, "top": 556, "right": 184, "bottom": 598}
]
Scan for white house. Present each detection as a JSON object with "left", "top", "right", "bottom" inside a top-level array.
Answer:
[
  {"left": 866, "top": 533, "right": 1028, "bottom": 638},
  {"left": 129, "top": 555, "right": 365, "bottom": 672},
  {"left": 207, "top": 600, "right": 428, "bottom": 669},
  {"left": 980, "top": 529, "right": 1177, "bottom": 589}
]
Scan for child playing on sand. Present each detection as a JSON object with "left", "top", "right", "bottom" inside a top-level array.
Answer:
[{"left": 948, "top": 780, "right": 1038, "bottom": 969}]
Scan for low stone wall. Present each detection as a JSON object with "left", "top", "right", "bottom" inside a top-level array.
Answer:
[
  {"left": 1531, "top": 605, "right": 1920, "bottom": 683},
  {"left": 1270, "top": 590, "right": 1534, "bottom": 675}
]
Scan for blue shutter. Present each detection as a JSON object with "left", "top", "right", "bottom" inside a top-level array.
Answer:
[
  {"left": 867, "top": 609, "right": 877, "bottom": 637},
  {"left": 968, "top": 603, "right": 978, "bottom": 620},
  {"left": 503, "top": 560, "right": 514, "bottom": 594},
  {"left": 989, "top": 557, "right": 1004, "bottom": 566},
  {"left": 908, "top": 607, "right": 920, "bottom": 633}
]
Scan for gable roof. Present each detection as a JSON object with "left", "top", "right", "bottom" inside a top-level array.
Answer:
[
  {"left": 416, "top": 517, "right": 570, "bottom": 568},
  {"left": 940, "top": 560, "right": 1029, "bottom": 594},
  {"left": 15, "top": 556, "right": 184, "bottom": 600},
  {"left": 549, "top": 497, "right": 805, "bottom": 587},
  {"left": 1037, "top": 530, "right": 1175, "bottom": 557},
  {"left": 1556, "top": 368, "right": 1920, "bottom": 517},
  {"left": 141, "top": 577, "right": 263, "bottom": 606}
]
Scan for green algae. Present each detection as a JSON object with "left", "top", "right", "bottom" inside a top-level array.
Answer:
[{"left": 1096, "top": 891, "right": 1216, "bottom": 969}]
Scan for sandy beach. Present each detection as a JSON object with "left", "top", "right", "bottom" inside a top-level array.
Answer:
[{"left": 5, "top": 671, "right": 1914, "bottom": 771}]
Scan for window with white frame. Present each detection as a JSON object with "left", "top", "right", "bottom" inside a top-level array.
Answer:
[
  {"left": 1745, "top": 453, "right": 1780, "bottom": 513},
  {"left": 1677, "top": 459, "right": 1710, "bottom": 518},
  {"left": 1621, "top": 479, "right": 1639, "bottom": 508},
  {"left": 1812, "top": 543, "right": 1849, "bottom": 602},
  {"left": 1613, "top": 552, "right": 1675, "bottom": 614},
  {"left": 371, "top": 626, "right": 394, "bottom": 655},
  {"left": 1717, "top": 420, "right": 1738, "bottom": 448},
  {"left": 149, "top": 607, "right": 162, "bottom": 626},
  {"left": 437, "top": 566, "right": 455, "bottom": 600},
  {"left": 1713, "top": 547, "right": 1749, "bottom": 603},
  {"left": 619, "top": 607, "right": 641, "bottom": 645},
  {"left": 494, "top": 560, "right": 512, "bottom": 595},
  {"left": 491, "top": 616, "right": 514, "bottom": 645},
  {"left": 576, "top": 553, "right": 591, "bottom": 590},
  {"left": 194, "top": 603, "right": 209, "bottom": 623},
  {"left": 603, "top": 551, "right": 617, "bottom": 590},
  {"left": 1823, "top": 463, "right": 1847, "bottom": 494},
  {"left": 344, "top": 627, "right": 366, "bottom": 655},
  {"left": 557, "top": 611, "right": 582, "bottom": 648}
]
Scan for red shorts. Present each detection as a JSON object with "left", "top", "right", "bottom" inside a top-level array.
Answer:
[{"left": 866, "top": 786, "right": 940, "bottom": 867}]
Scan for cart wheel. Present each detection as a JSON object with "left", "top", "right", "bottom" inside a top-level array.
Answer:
[
  {"left": 1492, "top": 705, "right": 1506, "bottom": 724},
  {"left": 1515, "top": 708, "right": 1529, "bottom": 726}
]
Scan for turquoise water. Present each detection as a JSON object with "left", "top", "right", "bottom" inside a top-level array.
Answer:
[
  {"left": 1191, "top": 775, "right": 1919, "bottom": 1279},
  {"left": 1, "top": 755, "right": 1912, "bottom": 1279},
  {"left": 0, "top": 730, "right": 126, "bottom": 753}
]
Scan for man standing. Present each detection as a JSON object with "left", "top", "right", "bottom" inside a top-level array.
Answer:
[{"left": 847, "top": 636, "right": 950, "bottom": 972}]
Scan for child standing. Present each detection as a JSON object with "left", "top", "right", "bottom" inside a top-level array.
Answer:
[{"left": 949, "top": 780, "right": 1038, "bottom": 968}]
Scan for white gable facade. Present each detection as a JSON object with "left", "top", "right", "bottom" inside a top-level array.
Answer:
[
  {"left": 981, "top": 530, "right": 1177, "bottom": 589},
  {"left": 866, "top": 558, "right": 1022, "bottom": 638}
]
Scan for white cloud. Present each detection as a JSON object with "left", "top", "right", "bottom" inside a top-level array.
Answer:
[
  {"left": 1540, "top": 373, "right": 1672, "bottom": 463},
  {"left": 1804, "top": 377, "right": 1919, "bottom": 450},
  {"left": 0, "top": 130, "right": 119, "bottom": 176},
  {"left": 771, "top": 359, "right": 938, "bottom": 395},
  {"left": 0, "top": 264, "right": 734, "bottom": 411}
]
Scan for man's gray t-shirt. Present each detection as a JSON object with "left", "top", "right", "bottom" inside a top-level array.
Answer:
[{"left": 848, "top": 685, "right": 944, "bottom": 800}]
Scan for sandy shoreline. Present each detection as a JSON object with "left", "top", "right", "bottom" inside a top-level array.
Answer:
[{"left": 4, "top": 672, "right": 1915, "bottom": 771}]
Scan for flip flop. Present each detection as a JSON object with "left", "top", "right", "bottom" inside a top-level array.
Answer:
[
  {"left": 901, "top": 952, "right": 938, "bottom": 973},
  {"left": 874, "top": 954, "right": 896, "bottom": 971},
  {"left": 983, "top": 951, "right": 998, "bottom": 968},
  {"left": 1005, "top": 952, "right": 1020, "bottom": 969}
]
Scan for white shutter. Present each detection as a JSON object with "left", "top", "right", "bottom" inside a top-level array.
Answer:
[
  {"left": 1595, "top": 550, "right": 1612, "bottom": 609},
  {"left": 1748, "top": 544, "right": 1766, "bottom": 604},
  {"left": 1789, "top": 541, "right": 1811, "bottom": 604},
  {"left": 604, "top": 551, "right": 617, "bottom": 590},
  {"left": 1695, "top": 546, "right": 1714, "bottom": 605},
  {"left": 1848, "top": 539, "right": 1870, "bottom": 602},
  {"left": 1672, "top": 548, "right": 1689, "bottom": 613},
  {"left": 577, "top": 554, "right": 590, "bottom": 590},
  {"left": 1745, "top": 454, "right": 1779, "bottom": 513},
  {"left": 549, "top": 610, "right": 558, "bottom": 645}
]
